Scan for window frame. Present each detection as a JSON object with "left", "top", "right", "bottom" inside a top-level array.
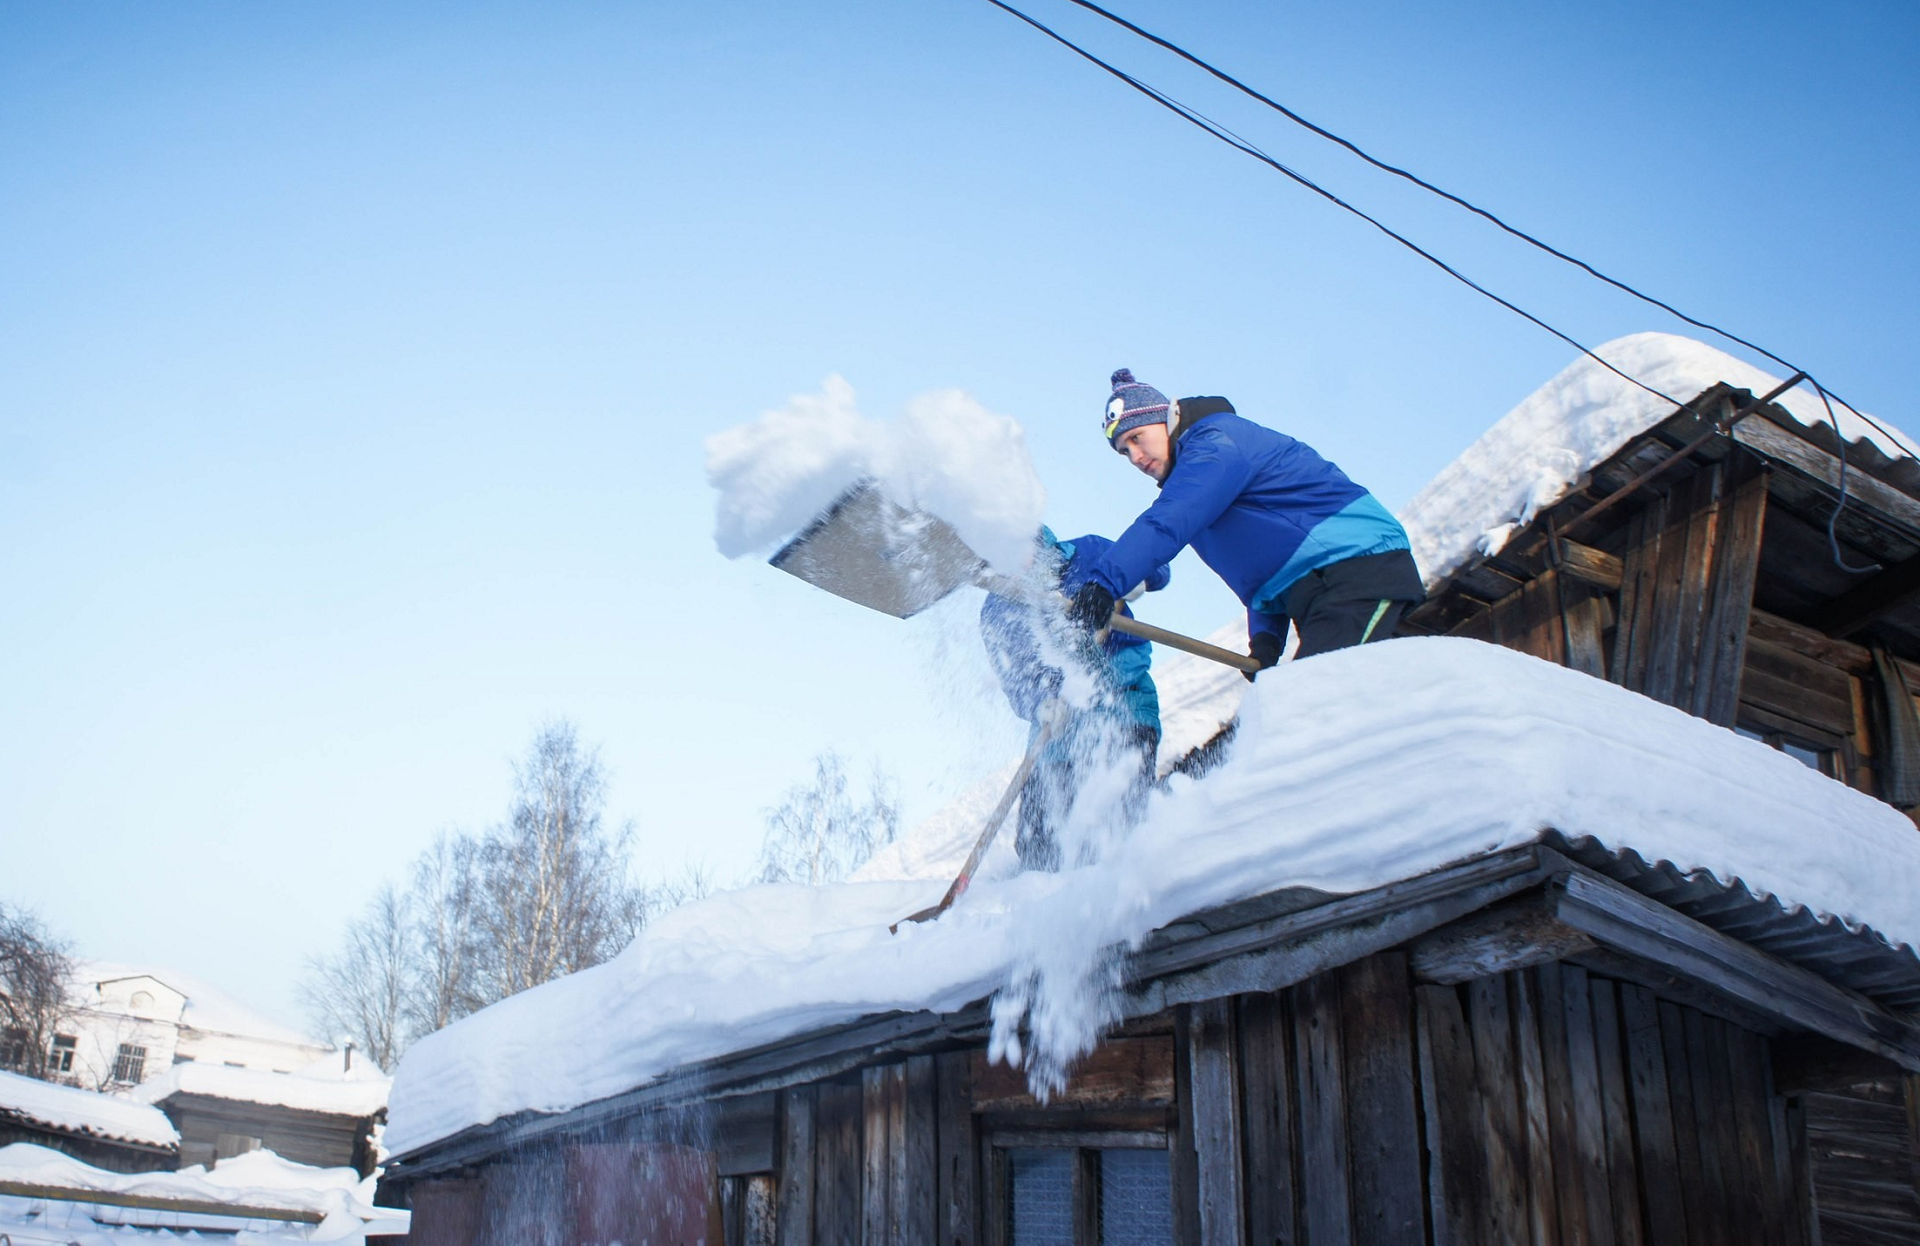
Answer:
[
  {"left": 112, "top": 1042, "right": 148, "bottom": 1084},
  {"left": 1735, "top": 706, "right": 1847, "bottom": 780},
  {"left": 983, "top": 1128, "right": 1173, "bottom": 1246}
]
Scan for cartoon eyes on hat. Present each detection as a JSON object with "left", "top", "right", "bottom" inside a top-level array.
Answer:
[{"left": 1104, "top": 396, "right": 1126, "bottom": 437}]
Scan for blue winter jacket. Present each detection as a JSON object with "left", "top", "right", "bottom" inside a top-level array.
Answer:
[
  {"left": 980, "top": 531, "right": 1169, "bottom": 736},
  {"left": 1081, "top": 411, "right": 1409, "bottom": 646}
]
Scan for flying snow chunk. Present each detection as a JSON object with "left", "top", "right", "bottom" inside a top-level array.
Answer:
[{"left": 705, "top": 376, "right": 1046, "bottom": 579}]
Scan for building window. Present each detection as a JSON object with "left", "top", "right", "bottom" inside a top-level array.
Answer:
[
  {"left": 47, "top": 1034, "right": 76, "bottom": 1074},
  {"left": 0, "top": 1028, "right": 28, "bottom": 1071},
  {"left": 1000, "top": 1145, "right": 1172, "bottom": 1245},
  {"left": 112, "top": 1043, "right": 148, "bottom": 1083},
  {"left": 215, "top": 1132, "right": 263, "bottom": 1160},
  {"left": 1736, "top": 724, "right": 1836, "bottom": 775}
]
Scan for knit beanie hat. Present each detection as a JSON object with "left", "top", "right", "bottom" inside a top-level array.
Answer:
[{"left": 1103, "top": 368, "right": 1171, "bottom": 450}]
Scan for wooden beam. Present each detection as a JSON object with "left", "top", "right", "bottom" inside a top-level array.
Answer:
[
  {"left": 0, "top": 1179, "right": 326, "bottom": 1225},
  {"left": 1749, "top": 608, "right": 1874, "bottom": 673},
  {"left": 1806, "top": 551, "right": 1920, "bottom": 639},
  {"left": 1733, "top": 413, "right": 1920, "bottom": 544},
  {"left": 1547, "top": 871, "right": 1920, "bottom": 1071},
  {"left": 1126, "top": 849, "right": 1556, "bottom": 1012},
  {"left": 1770, "top": 1032, "right": 1906, "bottom": 1096},
  {"left": 1556, "top": 538, "right": 1625, "bottom": 591},
  {"left": 1409, "top": 894, "right": 1599, "bottom": 984}
]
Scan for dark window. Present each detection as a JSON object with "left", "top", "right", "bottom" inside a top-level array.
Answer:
[
  {"left": 1003, "top": 1145, "right": 1172, "bottom": 1246},
  {"left": 1009, "top": 1149, "right": 1075, "bottom": 1245},
  {"left": 1097, "top": 1149, "right": 1173, "bottom": 1245},
  {"left": 48, "top": 1034, "right": 76, "bottom": 1073},
  {"left": 1736, "top": 724, "right": 1835, "bottom": 775},
  {"left": 0, "top": 1028, "right": 28, "bottom": 1070},
  {"left": 112, "top": 1043, "right": 147, "bottom": 1083}
]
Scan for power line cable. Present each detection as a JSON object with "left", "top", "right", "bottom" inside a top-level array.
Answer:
[
  {"left": 983, "top": 0, "right": 1901, "bottom": 572},
  {"left": 977, "top": 0, "right": 1680, "bottom": 407},
  {"left": 1055, "top": 0, "right": 1914, "bottom": 459}
]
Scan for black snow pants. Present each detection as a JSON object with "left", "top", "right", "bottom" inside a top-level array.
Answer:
[{"left": 1283, "top": 547, "right": 1426, "bottom": 661}]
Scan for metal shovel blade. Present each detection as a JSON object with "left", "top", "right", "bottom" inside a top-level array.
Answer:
[{"left": 770, "top": 482, "right": 987, "bottom": 619}]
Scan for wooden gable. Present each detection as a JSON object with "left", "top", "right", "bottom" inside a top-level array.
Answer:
[{"left": 1405, "top": 382, "right": 1920, "bottom": 809}]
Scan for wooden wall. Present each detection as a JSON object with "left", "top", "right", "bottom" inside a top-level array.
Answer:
[
  {"left": 1802, "top": 1079, "right": 1920, "bottom": 1245},
  {"left": 160, "top": 1093, "right": 372, "bottom": 1174},
  {"left": 0, "top": 1120, "right": 176, "bottom": 1173},
  {"left": 401, "top": 952, "right": 1914, "bottom": 1246}
]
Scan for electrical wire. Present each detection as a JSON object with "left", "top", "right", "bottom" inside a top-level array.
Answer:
[
  {"left": 1815, "top": 380, "right": 1884, "bottom": 575},
  {"left": 977, "top": 0, "right": 1679, "bottom": 407},
  {"left": 1055, "top": 0, "right": 1916, "bottom": 461},
  {"left": 981, "top": 0, "right": 1903, "bottom": 573}
]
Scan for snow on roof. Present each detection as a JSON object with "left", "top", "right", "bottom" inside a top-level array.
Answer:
[
  {"left": 128, "top": 1057, "right": 391, "bottom": 1119},
  {"left": 78, "top": 961, "right": 326, "bottom": 1050},
  {"left": 1400, "top": 332, "right": 1919, "bottom": 590},
  {"left": 385, "top": 637, "right": 1920, "bottom": 1157},
  {"left": 0, "top": 1142, "right": 407, "bottom": 1242},
  {"left": 0, "top": 1069, "right": 179, "bottom": 1149}
]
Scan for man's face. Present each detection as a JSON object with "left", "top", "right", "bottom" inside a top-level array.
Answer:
[{"left": 1118, "top": 423, "right": 1171, "bottom": 482}]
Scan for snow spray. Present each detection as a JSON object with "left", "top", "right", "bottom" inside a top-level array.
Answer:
[
  {"left": 705, "top": 374, "right": 1046, "bottom": 577},
  {"left": 984, "top": 629, "right": 1166, "bottom": 1101},
  {"left": 475, "top": 1097, "right": 722, "bottom": 1245}
]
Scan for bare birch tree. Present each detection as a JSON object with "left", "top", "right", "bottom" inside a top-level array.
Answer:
[
  {"left": 0, "top": 903, "right": 74, "bottom": 1082},
  {"left": 301, "top": 884, "right": 412, "bottom": 1071},
  {"left": 755, "top": 751, "right": 900, "bottom": 886},
  {"left": 404, "top": 831, "right": 481, "bottom": 1036},
  {"left": 468, "top": 722, "right": 645, "bottom": 1002}
]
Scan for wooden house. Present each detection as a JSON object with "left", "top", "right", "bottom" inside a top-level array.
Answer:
[
  {"left": 383, "top": 365, "right": 1920, "bottom": 1245},
  {"left": 0, "top": 1068, "right": 178, "bottom": 1175}
]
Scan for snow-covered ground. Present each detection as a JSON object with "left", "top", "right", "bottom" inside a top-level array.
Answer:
[
  {"left": 386, "top": 637, "right": 1920, "bottom": 1156},
  {"left": 0, "top": 1143, "right": 406, "bottom": 1243},
  {"left": 1402, "top": 331, "right": 1915, "bottom": 587},
  {"left": 0, "top": 1069, "right": 179, "bottom": 1149}
]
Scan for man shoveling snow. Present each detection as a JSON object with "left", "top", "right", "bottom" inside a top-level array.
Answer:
[{"left": 1070, "top": 368, "right": 1426, "bottom": 672}]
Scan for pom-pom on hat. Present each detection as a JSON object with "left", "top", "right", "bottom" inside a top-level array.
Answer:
[{"left": 1102, "top": 368, "right": 1172, "bottom": 450}]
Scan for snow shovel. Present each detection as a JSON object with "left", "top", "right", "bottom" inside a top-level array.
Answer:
[
  {"left": 772, "top": 482, "right": 1260, "bottom": 673},
  {"left": 889, "top": 712, "right": 1062, "bottom": 933}
]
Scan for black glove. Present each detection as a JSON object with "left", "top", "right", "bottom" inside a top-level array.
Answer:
[
  {"left": 1244, "top": 631, "right": 1283, "bottom": 681},
  {"left": 1066, "top": 583, "right": 1116, "bottom": 633}
]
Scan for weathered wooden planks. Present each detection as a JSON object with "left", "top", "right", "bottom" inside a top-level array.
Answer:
[
  {"left": 936, "top": 1051, "right": 978, "bottom": 1246},
  {"left": 1237, "top": 991, "right": 1298, "bottom": 1245},
  {"left": 776, "top": 1085, "right": 817, "bottom": 1245},
  {"left": 1294, "top": 968, "right": 1353, "bottom": 1246},
  {"left": 1188, "top": 996, "right": 1246, "bottom": 1245}
]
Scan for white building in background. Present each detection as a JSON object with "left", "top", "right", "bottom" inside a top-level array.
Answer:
[{"left": 48, "top": 963, "right": 334, "bottom": 1093}]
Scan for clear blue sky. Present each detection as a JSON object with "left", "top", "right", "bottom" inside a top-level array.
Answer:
[{"left": 4, "top": 0, "right": 1915, "bottom": 1036}]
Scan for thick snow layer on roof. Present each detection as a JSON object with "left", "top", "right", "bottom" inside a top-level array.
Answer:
[
  {"left": 1401, "top": 332, "right": 1918, "bottom": 589},
  {"left": 0, "top": 1142, "right": 405, "bottom": 1242},
  {"left": 80, "top": 961, "right": 325, "bottom": 1049},
  {"left": 0, "top": 1069, "right": 178, "bottom": 1148},
  {"left": 386, "top": 638, "right": 1920, "bottom": 1156},
  {"left": 129, "top": 1059, "right": 390, "bottom": 1118}
]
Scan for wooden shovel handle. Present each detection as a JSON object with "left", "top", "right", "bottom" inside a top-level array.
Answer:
[{"left": 1106, "top": 613, "right": 1262, "bottom": 673}]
